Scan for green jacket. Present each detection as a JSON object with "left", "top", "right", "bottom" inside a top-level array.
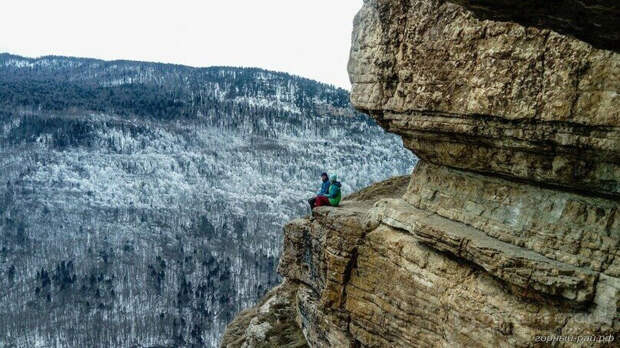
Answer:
[{"left": 327, "top": 181, "right": 342, "bottom": 206}]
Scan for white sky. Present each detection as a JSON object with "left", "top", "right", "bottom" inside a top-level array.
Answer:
[{"left": 0, "top": 0, "right": 362, "bottom": 89}]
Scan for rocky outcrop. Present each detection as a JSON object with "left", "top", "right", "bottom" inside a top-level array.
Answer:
[
  {"left": 221, "top": 280, "right": 308, "bottom": 348},
  {"left": 450, "top": 0, "right": 620, "bottom": 51},
  {"left": 349, "top": 0, "right": 619, "bottom": 196},
  {"left": 222, "top": 0, "right": 618, "bottom": 346}
]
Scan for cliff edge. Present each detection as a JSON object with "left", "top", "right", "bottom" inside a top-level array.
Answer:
[{"left": 222, "top": 0, "right": 619, "bottom": 346}]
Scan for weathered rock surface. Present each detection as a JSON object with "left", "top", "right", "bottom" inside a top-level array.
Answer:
[
  {"left": 222, "top": 0, "right": 619, "bottom": 346},
  {"left": 223, "top": 176, "right": 618, "bottom": 347},
  {"left": 349, "top": 0, "right": 619, "bottom": 196},
  {"left": 449, "top": 0, "right": 620, "bottom": 51},
  {"left": 220, "top": 280, "right": 308, "bottom": 348}
]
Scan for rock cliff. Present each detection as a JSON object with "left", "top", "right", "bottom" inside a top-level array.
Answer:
[{"left": 222, "top": 0, "right": 619, "bottom": 346}]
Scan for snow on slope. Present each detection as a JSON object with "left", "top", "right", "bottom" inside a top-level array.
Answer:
[{"left": 0, "top": 54, "right": 417, "bottom": 347}]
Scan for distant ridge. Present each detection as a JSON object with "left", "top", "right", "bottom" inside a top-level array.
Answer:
[{"left": 0, "top": 52, "right": 346, "bottom": 91}]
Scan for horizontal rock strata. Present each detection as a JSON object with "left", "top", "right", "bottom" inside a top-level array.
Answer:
[
  {"left": 349, "top": 0, "right": 619, "bottom": 196},
  {"left": 279, "top": 186, "right": 617, "bottom": 347},
  {"left": 222, "top": 0, "right": 618, "bottom": 346}
]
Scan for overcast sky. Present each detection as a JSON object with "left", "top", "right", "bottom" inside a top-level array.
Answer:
[{"left": 0, "top": 0, "right": 362, "bottom": 89}]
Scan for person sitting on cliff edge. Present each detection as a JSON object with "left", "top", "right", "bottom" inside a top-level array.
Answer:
[
  {"left": 308, "top": 172, "right": 330, "bottom": 209},
  {"left": 325, "top": 174, "right": 342, "bottom": 207},
  {"left": 309, "top": 174, "right": 342, "bottom": 209}
]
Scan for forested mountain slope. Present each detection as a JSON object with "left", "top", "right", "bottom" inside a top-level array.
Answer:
[{"left": 0, "top": 54, "right": 416, "bottom": 347}]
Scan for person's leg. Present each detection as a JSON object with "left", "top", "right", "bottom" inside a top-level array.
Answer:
[
  {"left": 315, "top": 196, "right": 329, "bottom": 207},
  {"left": 308, "top": 197, "right": 316, "bottom": 208}
]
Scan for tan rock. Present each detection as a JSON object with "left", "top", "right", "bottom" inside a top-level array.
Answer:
[
  {"left": 403, "top": 162, "right": 620, "bottom": 277},
  {"left": 448, "top": 0, "right": 620, "bottom": 51},
  {"left": 349, "top": 0, "right": 620, "bottom": 195},
  {"left": 223, "top": 174, "right": 618, "bottom": 347},
  {"left": 223, "top": 0, "right": 619, "bottom": 347},
  {"left": 220, "top": 280, "right": 308, "bottom": 348}
]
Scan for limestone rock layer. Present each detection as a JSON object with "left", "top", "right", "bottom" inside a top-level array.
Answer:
[
  {"left": 349, "top": 0, "right": 619, "bottom": 196},
  {"left": 222, "top": 0, "right": 619, "bottom": 347},
  {"left": 450, "top": 0, "right": 620, "bottom": 51}
]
